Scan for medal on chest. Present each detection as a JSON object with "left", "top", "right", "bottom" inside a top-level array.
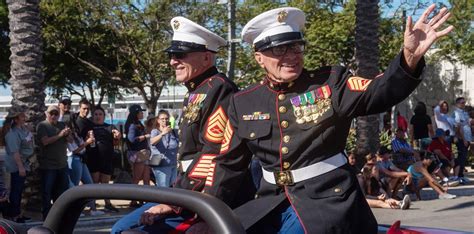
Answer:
[
  {"left": 184, "top": 93, "right": 207, "bottom": 122},
  {"left": 290, "top": 85, "right": 332, "bottom": 124}
]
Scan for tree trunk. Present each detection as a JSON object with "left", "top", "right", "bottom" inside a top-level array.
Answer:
[
  {"left": 7, "top": 0, "right": 45, "bottom": 212},
  {"left": 354, "top": 0, "right": 380, "bottom": 163}
]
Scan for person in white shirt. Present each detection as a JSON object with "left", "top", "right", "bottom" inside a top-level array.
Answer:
[{"left": 433, "top": 100, "right": 455, "bottom": 145}]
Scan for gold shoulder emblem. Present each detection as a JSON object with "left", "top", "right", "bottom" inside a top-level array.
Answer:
[{"left": 347, "top": 76, "right": 372, "bottom": 92}]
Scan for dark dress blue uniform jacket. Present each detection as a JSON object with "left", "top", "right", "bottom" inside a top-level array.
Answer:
[{"left": 204, "top": 52, "right": 425, "bottom": 234}]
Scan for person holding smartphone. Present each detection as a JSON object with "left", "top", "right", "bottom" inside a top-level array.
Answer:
[{"left": 148, "top": 110, "right": 179, "bottom": 187}]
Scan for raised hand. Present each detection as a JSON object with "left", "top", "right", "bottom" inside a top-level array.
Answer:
[{"left": 403, "top": 4, "right": 454, "bottom": 71}]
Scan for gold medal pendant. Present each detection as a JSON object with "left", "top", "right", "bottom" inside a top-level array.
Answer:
[
  {"left": 296, "top": 118, "right": 305, "bottom": 124},
  {"left": 302, "top": 106, "right": 312, "bottom": 123}
]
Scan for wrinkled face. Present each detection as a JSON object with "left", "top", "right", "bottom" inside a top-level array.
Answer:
[
  {"left": 79, "top": 103, "right": 90, "bottom": 118},
  {"left": 255, "top": 42, "right": 304, "bottom": 83},
  {"left": 157, "top": 113, "right": 170, "bottom": 128},
  {"left": 169, "top": 51, "right": 213, "bottom": 83},
  {"left": 93, "top": 109, "right": 105, "bottom": 124}
]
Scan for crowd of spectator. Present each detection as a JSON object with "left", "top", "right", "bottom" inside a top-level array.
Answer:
[
  {"left": 0, "top": 96, "right": 179, "bottom": 222},
  {"left": 354, "top": 96, "right": 473, "bottom": 210},
  {"left": 0, "top": 95, "right": 471, "bottom": 222}
]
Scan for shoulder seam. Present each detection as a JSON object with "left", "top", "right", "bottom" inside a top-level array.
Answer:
[{"left": 235, "top": 83, "right": 265, "bottom": 98}]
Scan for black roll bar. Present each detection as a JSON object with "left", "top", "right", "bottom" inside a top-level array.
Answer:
[{"left": 40, "top": 184, "right": 245, "bottom": 234}]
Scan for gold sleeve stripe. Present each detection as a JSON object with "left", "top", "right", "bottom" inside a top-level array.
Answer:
[
  {"left": 205, "top": 161, "right": 217, "bottom": 186},
  {"left": 189, "top": 154, "right": 216, "bottom": 178}
]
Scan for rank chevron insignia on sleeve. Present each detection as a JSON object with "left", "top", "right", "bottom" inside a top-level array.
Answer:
[
  {"left": 347, "top": 76, "right": 372, "bottom": 92},
  {"left": 205, "top": 106, "right": 228, "bottom": 143}
]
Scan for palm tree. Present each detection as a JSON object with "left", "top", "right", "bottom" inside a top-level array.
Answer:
[
  {"left": 7, "top": 0, "right": 45, "bottom": 211},
  {"left": 354, "top": 0, "right": 380, "bottom": 161},
  {"left": 7, "top": 0, "right": 45, "bottom": 122}
]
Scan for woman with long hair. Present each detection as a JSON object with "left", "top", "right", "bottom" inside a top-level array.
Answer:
[
  {"left": 66, "top": 127, "right": 104, "bottom": 216},
  {"left": 1, "top": 111, "right": 34, "bottom": 222},
  {"left": 149, "top": 110, "right": 178, "bottom": 187},
  {"left": 125, "top": 105, "right": 150, "bottom": 206}
]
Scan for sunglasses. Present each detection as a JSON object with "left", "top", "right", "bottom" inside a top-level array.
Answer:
[
  {"left": 168, "top": 53, "right": 187, "bottom": 60},
  {"left": 49, "top": 111, "right": 59, "bottom": 116},
  {"left": 263, "top": 43, "right": 305, "bottom": 57}
]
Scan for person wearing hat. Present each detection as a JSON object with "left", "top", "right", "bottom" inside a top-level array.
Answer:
[
  {"left": 375, "top": 146, "right": 410, "bottom": 199},
  {"left": 58, "top": 96, "right": 72, "bottom": 126},
  {"left": 36, "top": 105, "right": 71, "bottom": 219},
  {"left": 427, "top": 128, "right": 459, "bottom": 182},
  {"left": 201, "top": 5, "right": 453, "bottom": 233},
  {"left": 112, "top": 16, "right": 243, "bottom": 233},
  {"left": 0, "top": 110, "right": 34, "bottom": 222}
]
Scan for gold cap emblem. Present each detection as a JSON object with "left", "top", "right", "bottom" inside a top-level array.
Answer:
[
  {"left": 172, "top": 20, "right": 180, "bottom": 30},
  {"left": 277, "top": 10, "right": 288, "bottom": 23}
]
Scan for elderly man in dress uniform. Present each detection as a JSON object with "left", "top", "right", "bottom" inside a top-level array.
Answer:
[
  {"left": 111, "top": 17, "right": 243, "bottom": 233},
  {"left": 201, "top": 5, "right": 453, "bottom": 234}
]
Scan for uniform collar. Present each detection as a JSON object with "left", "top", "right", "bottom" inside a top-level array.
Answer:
[
  {"left": 264, "top": 76, "right": 295, "bottom": 92},
  {"left": 184, "top": 66, "right": 218, "bottom": 91}
]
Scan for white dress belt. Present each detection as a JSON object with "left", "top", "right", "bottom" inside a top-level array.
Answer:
[
  {"left": 262, "top": 153, "right": 347, "bottom": 185},
  {"left": 180, "top": 159, "right": 193, "bottom": 172}
]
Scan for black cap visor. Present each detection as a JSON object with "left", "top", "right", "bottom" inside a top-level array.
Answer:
[
  {"left": 165, "top": 40, "right": 210, "bottom": 53},
  {"left": 254, "top": 32, "right": 305, "bottom": 52}
]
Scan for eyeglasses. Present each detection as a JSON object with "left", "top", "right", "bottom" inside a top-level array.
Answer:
[
  {"left": 264, "top": 43, "right": 305, "bottom": 56},
  {"left": 49, "top": 111, "right": 59, "bottom": 116},
  {"left": 168, "top": 53, "right": 187, "bottom": 60}
]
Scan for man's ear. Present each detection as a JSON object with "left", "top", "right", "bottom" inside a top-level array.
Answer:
[
  {"left": 204, "top": 51, "right": 214, "bottom": 65},
  {"left": 255, "top": 52, "right": 265, "bottom": 68}
]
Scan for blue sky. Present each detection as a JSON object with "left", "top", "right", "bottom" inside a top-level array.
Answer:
[{"left": 0, "top": 85, "right": 9, "bottom": 96}]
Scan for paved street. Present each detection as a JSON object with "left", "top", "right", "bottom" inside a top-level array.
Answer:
[
  {"left": 16, "top": 169, "right": 474, "bottom": 233},
  {"left": 373, "top": 195, "right": 474, "bottom": 233}
]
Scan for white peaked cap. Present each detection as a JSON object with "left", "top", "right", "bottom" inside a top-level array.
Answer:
[
  {"left": 241, "top": 7, "right": 306, "bottom": 51},
  {"left": 165, "top": 16, "right": 227, "bottom": 53}
]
